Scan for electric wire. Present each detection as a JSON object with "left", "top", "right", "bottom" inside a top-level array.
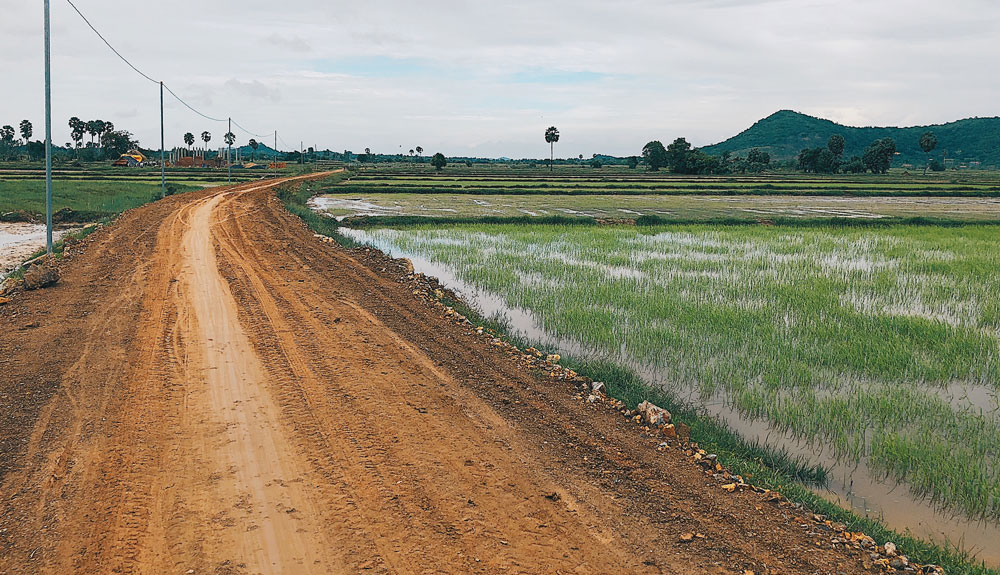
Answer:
[
  {"left": 231, "top": 118, "right": 267, "bottom": 139},
  {"left": 161, "top": 83, "right": 226, "bottom": 123},
  {"left": 64, "top": 0, "right": 278, "bottom": 146},
  {"left": 64, "top": 0, "right": 158, "bottom": 85}
]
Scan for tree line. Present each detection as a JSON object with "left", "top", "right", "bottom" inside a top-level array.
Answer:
[{"left": 798, "top": 132, "right": 940, "bottom": 174}]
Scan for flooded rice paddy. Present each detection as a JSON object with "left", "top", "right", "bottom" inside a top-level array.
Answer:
[
  {"left": 340, "top": 224, "right": 1000, "bottom": 566},
  {"left": 312, "top": 193, "right": 1000, "bottom": 222}
]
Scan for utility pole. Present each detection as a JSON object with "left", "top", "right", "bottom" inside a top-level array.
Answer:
[
  {"left": 44, "top": 0, "right": 53, "bottom": 254},
  {"left": 227, "top": 117, "right": 232, "bottom": 184},
  {"left": 274, "top": 130, "right": 277, "bottom": 175},
  {"left": 160, "top": 81, "right": 165, "bottom": 197},
  {"left": 300, "top": 140, "right": 304, "bottom": 165}
]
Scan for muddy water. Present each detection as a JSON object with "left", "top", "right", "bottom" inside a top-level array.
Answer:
[
  {"left": 340, "top": 227, "right": 1000, "bottom": 567},
  {"left": 0, "top": 223, "right": 77, "bottom": 277}
]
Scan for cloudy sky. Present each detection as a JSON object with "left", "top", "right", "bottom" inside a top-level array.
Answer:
[{"left": 3, "top": 0, "right": 998, "bottom": 158}]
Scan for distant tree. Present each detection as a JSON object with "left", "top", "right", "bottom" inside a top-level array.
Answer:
[
  {"left": 798, "top": 147, "right": 838, "bottom": 173},
  {"left": 798, "top": 148, "right": 821, "bottom": 173},
  {"left": 249, "top": 138, "right": 259, "bottom": 160},
  {"left": 589, "top": 157, "right": 602, "bottom": 169},
  {"left": 364, "top": 147, "right": 372, "bottom": 163},
  {"left": 641, "top": 140, "right": 668, "bottom": 171},
  {"left": 415, "top": 145, "right": 423, "bottom": 157},
  {"left": 102, "top": 121, "right": 114, "bottom": 147},
  {"left": 224, "top": 131, "right": 235, "bottom": 147},
  {"left": 201, "top": 130, "right": 211, "bottom": 150},
  {"left": 843, "top": 155, "right": 865, "bottom": 174},
  {"left": 19, "top": 120, "right": 32, "bottom": 146},
  {"left": 431, "top": 152, "right": 447, "bottom": 171},
  {"left": 184, "top": 132, "right": 195, "bottom": 150},
  {"left": 17, "top": 120, "right": 33, "bottom": 159},
  {"left": 544, "top": 126, "right": 560, "bottom": 172},
  {"left": 101, "top": 130, "right": 138, "bottom": 158},
  {"left": 92, "top": 120, "right": 107, "bottom": 147},
  {"left": 0, "top": 125, "right": 15, "bottom": 160},
  {"left": 627, "top": 155, "right": 639, "bottom": 169},
  {"left": 86, "top": 120, "right": 100, "bottom": 146},
  {"left": 928, "top": 159, "right": 945, "bottom": 172},
  {"left": 827, "top": 134, "right": 846, "bottom": 157},
  {"left": 919, "top": 131, "right": 938, "bottom": 174},
  {"left": 862, "top": 138, "right": 897, "bottom": 174},
  {"left": 746, "top": 148, "right": 771, "bottom": 172},
  {"left": 665, "top": 138, "right": 693, "bottom": 172},
  {"left": 68, "top": 117, "right": 85, "bottom": 150}
]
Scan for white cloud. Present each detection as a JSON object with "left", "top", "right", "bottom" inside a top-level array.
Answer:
[{"left": 2, "top": 0, "right": 998, "bottom": 157}]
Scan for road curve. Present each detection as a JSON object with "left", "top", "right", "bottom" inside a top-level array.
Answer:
[{"left": 0, "top": 175, "right": 870, "bottom": 574}]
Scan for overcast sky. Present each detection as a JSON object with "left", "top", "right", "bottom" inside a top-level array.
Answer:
[{"left": 3, "top": 0, "right": 998, "bottom": 158}]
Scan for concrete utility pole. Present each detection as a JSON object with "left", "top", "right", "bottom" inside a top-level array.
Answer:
[
  {"left": 227, "top": 117, "right": 232, "bottom": 184},
  {"left": 274, "top": 130, "right": 277, "bottom": 174},
  {"left": 160, "top": 81, "right": 165, "bottom": 197},
  {"left": 44, "top": 0, "right": 53, "bottom": 254}
]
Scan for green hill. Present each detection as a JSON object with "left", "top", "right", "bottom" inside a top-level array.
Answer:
[{"left": 701, "top": 110, "right": 1000, "bottom": 168}]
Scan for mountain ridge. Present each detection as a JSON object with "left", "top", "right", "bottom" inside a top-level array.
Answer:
[{"left": 701, "top": 110, "right": 1000, "bottom": 167}]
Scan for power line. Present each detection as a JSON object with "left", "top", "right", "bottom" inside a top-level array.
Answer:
[
  {"left": 231, "top": 118, "right": 267, "bottom": 139},
  {"left": 65, "top": 0, "right": 271, "bottom": 136},
  {"left": 64, "top": 0, "right": 157, "bottom": 85},
  {"left": 162, "top": 83, "right": 225, "bottom": 123}
]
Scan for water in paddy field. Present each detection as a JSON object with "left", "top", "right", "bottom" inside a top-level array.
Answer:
[
  {"left": 339, "top": 227, "right": 1000, "bottom": 567},
  {"left": 0, "top": 223, "right": 74, "bottom": 278}
]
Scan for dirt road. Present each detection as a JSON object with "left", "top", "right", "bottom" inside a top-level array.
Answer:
[{"left": 0, "top": 176, "right": 871, "bottom": 574}]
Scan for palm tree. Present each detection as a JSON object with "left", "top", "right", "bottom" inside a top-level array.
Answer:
[
  {"left": 919, "top": 132, "right": 938, "bottom": 175},
  {"left": 544, "top": 126, "right": 560, "bottom": 172},
  {"left": 415, "top": 145, "right": 423, "bottom": 157},
  {"left": 85, "top": 121, "right": 99, "bottom": 146},
  {"left": 19, "top": 120, "right": 32, "bottom": 146},
  {"left": 224, "top": 132, "right": 235, "bottom": 164},
  {"left": 201, "top": 131, "right": 211, "bottom": 154},
  {"left": 93, "top": 120, "right": 106, "bottom": 147},
  {"left": 103, "top": 121, "right": 114, "bottom": 146},
  {"left": 184, "top": 132, "right": 195, "bottom": 151},
  {"left": 249, "top": 138, "right": 259, "bottom": 161}
]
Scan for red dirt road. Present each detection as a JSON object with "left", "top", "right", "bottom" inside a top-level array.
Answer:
[{"left": 0, "top": 176, "right": 870, "bottom": 574}]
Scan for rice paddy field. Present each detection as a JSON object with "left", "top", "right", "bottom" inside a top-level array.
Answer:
[
  {"left": 322, "top": 165, "right": 1000, "bottom": 197},
  {"left": 313, "top": 192, "right": 1000, "bottom": 222},
  {"left": 316, "top": 166, "right": 1000, "bottom": 566},
  {"left": 0, "top": 163, "right": 281, "bottom": 220}
]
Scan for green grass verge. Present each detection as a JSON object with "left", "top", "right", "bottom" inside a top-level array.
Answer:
[{"left": 0, "top": 179, "right": 200, "bottom": 221}]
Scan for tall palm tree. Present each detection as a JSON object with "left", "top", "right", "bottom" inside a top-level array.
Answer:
[
  {"left": 249, "top": 138, "right": 259, "bottom": 161},
  {"left": 544, "top": 126, "right": 560, "bottom": 172},
  {"left": 415, "top": 146, "right": 423, "bottom": 157},
  {"left": 85, "top": 121, "right": 99, "bottom": 146},
  {"left": 93, "top": 120, "right": 106, "bottom": 147},
  {"left": 184, "top": 132, "right": 195, "bottom": 151},
  {"left": 201, "top": 131, "right": 212, "bottom": 153},
  {"left": 19, "top": 120, "right": 32, "bottom": 146},
  {"left": 102, "top": 122, "right": 114, "bottom": 147}
]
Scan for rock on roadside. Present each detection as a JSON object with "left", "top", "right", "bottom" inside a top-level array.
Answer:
[{"left": 22, "top": 263, "right": 60, "bottom": 290}]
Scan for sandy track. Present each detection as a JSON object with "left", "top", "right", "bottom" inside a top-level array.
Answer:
[{"left": 0, "top": 175, "right": 871, "bottom": 574}]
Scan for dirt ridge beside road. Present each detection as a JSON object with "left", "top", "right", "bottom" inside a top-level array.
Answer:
[{"left": 1, "top": 175, "right": 872, "bottom": 574}]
